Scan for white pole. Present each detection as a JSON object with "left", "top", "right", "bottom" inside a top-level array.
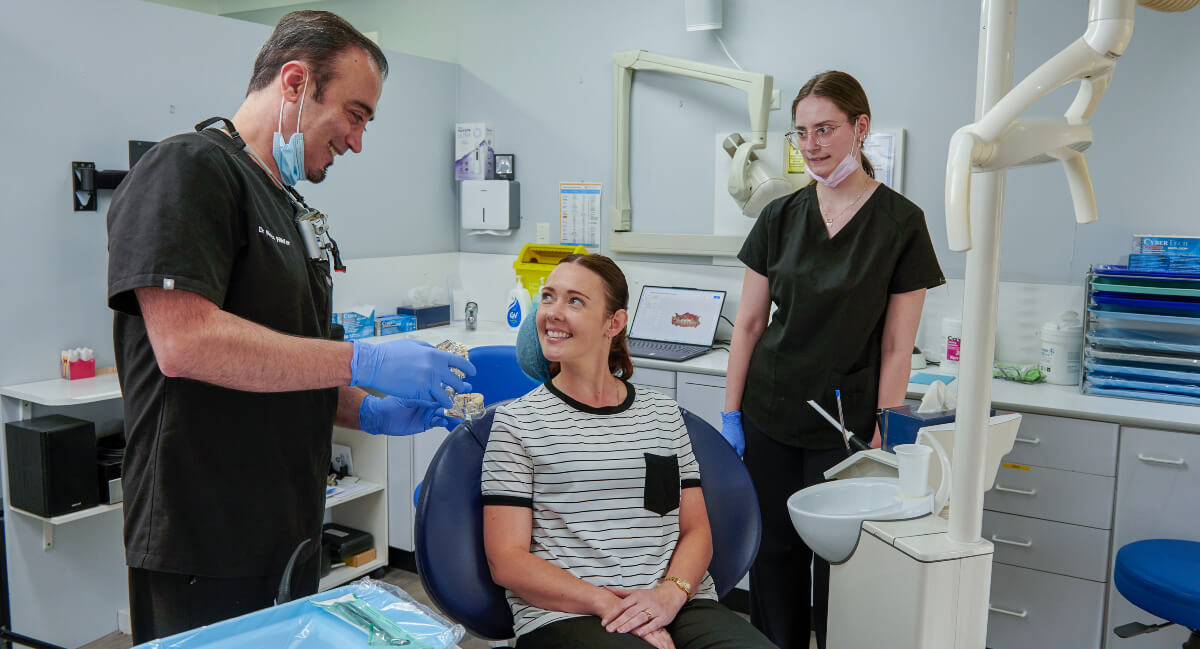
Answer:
[{"left": 949, "top": 0, "right": 1016, "bottom": 545}]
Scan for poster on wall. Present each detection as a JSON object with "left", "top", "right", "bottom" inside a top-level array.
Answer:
[
  {"left": 559, "top": 182, "right": 602, "bottom": 248},
  {"left": 862, "top": 129, "right": 906, "bottom": 193}
]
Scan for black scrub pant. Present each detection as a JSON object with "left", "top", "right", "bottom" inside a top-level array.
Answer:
[
  {"left": 516, "top": 598, "right": 777, "bottom": 649},
  {"left": 743, "top": 417, "right": 847, "bottom": 649},
  {"left": 128, "top": 553, "right": 319, "bottom": 645}
]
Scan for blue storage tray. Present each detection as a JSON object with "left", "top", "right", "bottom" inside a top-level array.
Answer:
[
  {"left": 1091, "top": 293, "right": 1200, "bottom": 310},
  {"left": 1084, "top": 358, "right": 1200, "bottom": 383},
  {"left": 1086, "top": 348, "right": 1200, "bottom": 369},
  {"left": 1093, "top": 265, "right": 1200, "bottom": 280},
  {"left": 1087, "top": 328, "right": 1200, "bottom": 354},
  {"left": 1085, "top": 374, "right": 1200, "bottom": 397},
  {"left": 1083, "top": 382, "right": 1200, "bottom": 406},
  {"left": 1088, "top": 306, "right": 1200, "bottom": 325}
]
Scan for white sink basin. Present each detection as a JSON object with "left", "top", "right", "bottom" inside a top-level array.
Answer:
[{"left": 787, "top": 477, "right": 933, "bottom": 563}]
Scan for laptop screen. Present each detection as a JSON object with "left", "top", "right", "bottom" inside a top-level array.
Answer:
[{"left": 628, "top": 286, "right": 726, "bottom": 347}]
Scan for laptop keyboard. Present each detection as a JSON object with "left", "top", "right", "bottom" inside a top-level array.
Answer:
[{"left": 631, "top": 341, "right": 705, "bottom": 354}]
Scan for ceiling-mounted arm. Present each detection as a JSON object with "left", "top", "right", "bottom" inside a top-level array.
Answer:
[{"left": 611, "top": 50, "right": 783, "bottom": 256}]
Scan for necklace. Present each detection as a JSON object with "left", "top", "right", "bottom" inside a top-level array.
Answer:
[{"left": 820, "top": 176, "right": 869, "bottom": 228}]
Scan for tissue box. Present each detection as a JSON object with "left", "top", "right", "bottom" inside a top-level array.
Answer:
[
  {"left": 375, "top": 314, "right": 417, "bottom": 336},
  {"left": 879, "top": 405, "right": 995, "bottom": 452},
  {"left": 396, "top": 304, "right": 450, "bottom": 330},
  {"left": 455, "top": 122, "right": 494, "bottom": 180},
  {"left": 332, "top": 306, "right": 375, "bottom": 340}
]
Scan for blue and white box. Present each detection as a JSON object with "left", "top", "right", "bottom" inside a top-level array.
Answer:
[
  {"left": 333, "top": 305, "right": 375, "bottom": 340},
  {"left": 374, "top": 314, "right": 417, "bottom": 337},
  {"left": 455, "top": 122, "right": 494, "bottom": 181},
  {"left": 1133, "top": 235, "right": 1200, "bottom": 256}
]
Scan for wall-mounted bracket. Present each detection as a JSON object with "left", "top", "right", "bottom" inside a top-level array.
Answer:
[{"left": 71, "top": 140, "right": 157, "bottom": 211}]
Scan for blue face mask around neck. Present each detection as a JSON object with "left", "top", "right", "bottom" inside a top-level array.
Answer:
[{"left": 272, "top": 74, "right": 308, "bottom": 186}]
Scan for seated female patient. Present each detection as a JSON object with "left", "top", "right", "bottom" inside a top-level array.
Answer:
[{"left": 482, "top": 254, "right": 775, "bottom": 649}]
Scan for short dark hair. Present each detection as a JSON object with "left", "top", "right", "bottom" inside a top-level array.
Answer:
[
  {"left": 246, "top": 10, "right": 388, "bottom": 101},
  {"left": 548, "top": 254, "right": 635, "bottom": 381},
  {"left": 792, "top": 70, "right": 875, "bottom": 178}
]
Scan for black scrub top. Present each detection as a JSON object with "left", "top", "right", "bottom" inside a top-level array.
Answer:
[
  {"left": 107, "top": 128, "right": 338, "bottom": 578},
  {"left": 738, "top": 182, "right": 945, "bottom": 448}
]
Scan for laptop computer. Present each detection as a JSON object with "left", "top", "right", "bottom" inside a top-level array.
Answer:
[{"left": 627, "top": 286, "right": 727, "bottom": 362}]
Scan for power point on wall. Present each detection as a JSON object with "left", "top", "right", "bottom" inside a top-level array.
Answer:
[
  {"left": 770, "top": 89, "right": 781, "bottom": 110},
  {"left": 536, "top": 222, "right": 550, "bottom": 243}
]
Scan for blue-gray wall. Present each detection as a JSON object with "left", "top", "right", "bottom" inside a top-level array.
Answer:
[
  {"left": 233, "top": 0, "right": 1200, "bottom": 279},
  {"left": 0, "top": 0, "right": 457, "bottom": 385}
]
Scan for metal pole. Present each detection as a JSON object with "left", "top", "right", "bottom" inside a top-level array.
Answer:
[{"left": 949, "top": 0, "right": 1016, "bottom": 545}]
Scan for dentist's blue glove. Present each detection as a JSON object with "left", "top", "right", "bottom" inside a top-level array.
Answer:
[
  {"left": 350, "top": 339, "right": 475, "bottom": 409},
  {"left": 359, "top": 394, "right": 453, "bottom": 436},
  {"left": 720, "top": 410, "right": 746, "bottom": 457}
]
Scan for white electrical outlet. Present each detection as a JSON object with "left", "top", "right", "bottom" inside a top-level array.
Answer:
[{"left": 536, "top": 222, "right": 550, "bottom": 243}]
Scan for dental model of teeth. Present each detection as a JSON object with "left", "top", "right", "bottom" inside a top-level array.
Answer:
[{"left": 436, "top": 340, "right": 486, "bottom": 420}]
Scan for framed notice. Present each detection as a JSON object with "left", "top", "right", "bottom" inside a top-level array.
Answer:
[
  {"left": 862, "top": 128, "right": 905, "bottom": 193},
  {"left": 559, "top": 182, "right": 602, "bottom": 248}
]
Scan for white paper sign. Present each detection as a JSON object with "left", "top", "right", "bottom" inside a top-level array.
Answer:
[{"left": 559, "top": 182, "right": 602, "bottom": 248}]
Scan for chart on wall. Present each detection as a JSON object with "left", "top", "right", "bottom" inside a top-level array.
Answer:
[
  {"left": 862, "top": 129, "right": 906, "bottom": 192},
  {"left": 560, "top": 182, "right": 602, "bottom": 248}
]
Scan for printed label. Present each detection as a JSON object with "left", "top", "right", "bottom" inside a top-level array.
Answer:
[
  {"left": 946, "top": 336, "right": 961, "bottom": 362},
  {"left": 507, "top": 300, "right": 522, "bottom": 327}
]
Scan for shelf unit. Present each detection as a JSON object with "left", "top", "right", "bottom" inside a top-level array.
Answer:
[{"left": 1083, "top": 267, "right": 1200, "bottom": 405}]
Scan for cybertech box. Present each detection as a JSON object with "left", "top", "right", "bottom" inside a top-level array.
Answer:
[
  {"left": 332, "top": 306, "right": 375, "bottom": 340},
  {"left": 374, "top": 314, "right": 417, "bottom": 337},
  {"left": 1132, "top": 235, "right": 1200, "bottom": 256},
  {"left": 454, "top": 122, "right": 494, "bottom": 180}
]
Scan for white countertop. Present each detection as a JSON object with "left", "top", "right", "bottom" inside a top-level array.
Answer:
[{"left": 391, "top": 320, "right": 1199, "bottom": 434}]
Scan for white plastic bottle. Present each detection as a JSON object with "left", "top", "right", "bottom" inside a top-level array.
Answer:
[
  {"left": 506, "top": 277, "right": 531, "bottom": 329},
  {"left": 941, "top": 317, "right": 962, "bottom": 375},
  {"left": 1040, "top": 311, "right": 1084, "bottom": 385}
]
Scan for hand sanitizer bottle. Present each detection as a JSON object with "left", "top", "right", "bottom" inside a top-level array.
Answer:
[{"left": 507, "top": 277, "right": 531, "bottom": 329}]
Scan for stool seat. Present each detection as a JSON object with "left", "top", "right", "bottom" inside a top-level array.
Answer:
[{"left": 1114, "top": 539, "right": 1200, "bottom": 631}]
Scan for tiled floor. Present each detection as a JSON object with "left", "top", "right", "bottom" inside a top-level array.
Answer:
[{"left": 80, "top": 567, "right": 812, "bottom": 648}]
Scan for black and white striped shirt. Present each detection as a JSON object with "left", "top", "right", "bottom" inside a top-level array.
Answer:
[{"left": 481, "top": 380, "right": 717, "bottom": 637}]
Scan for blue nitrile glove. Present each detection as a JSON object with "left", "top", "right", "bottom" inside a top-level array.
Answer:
[
  {"left": 516, "top": 300, "right": 550, "bottom": 383},
  {"left": 350, "top": 339, "right": 475, "bottom": 410},
  {"left": 359, "top": 394, "right": 452, "bottom": 436},
  {"left": 720, "top": 410, "right": 746, "bottom": 457}
]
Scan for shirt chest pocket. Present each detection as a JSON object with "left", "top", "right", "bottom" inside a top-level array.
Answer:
[{"left": 643, "top": 453, "right": 680, "bottom": 516}]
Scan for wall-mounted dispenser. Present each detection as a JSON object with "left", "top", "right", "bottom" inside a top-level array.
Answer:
[
  {"left": 461, "top": 180, "right": 519, "bottom": 233},
  {"left": 72, "top": 140, "right": 156, "bottom": 211}
]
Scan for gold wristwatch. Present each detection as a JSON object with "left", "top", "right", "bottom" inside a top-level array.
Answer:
[{"left": 662, "top": 576, "right": 692, "bottom": 598}]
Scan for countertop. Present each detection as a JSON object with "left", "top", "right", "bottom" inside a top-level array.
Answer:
[{"left": 384, "top": 320, "right": 1199, "bottom": 433}]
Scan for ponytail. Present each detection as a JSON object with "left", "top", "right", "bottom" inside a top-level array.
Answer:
[{"left": 610, "top": 329, "right": 634, "bottom": 380}]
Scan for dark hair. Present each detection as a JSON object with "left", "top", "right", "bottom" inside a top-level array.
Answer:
[
  {"left": 547, "top": 254, "right": 634, "bottom": 381},
  {"left": 792, "top": 70, "right": 875, "bottom": 178},
  {"left": 246, "top": 11, "right": 389, "bottom": 101}
]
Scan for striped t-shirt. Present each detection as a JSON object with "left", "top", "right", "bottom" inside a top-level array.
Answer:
[{"left": 481, "top": 380, "right": 717, "bottom": 637}]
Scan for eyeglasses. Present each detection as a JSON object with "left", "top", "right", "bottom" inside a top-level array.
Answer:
[{"left": 785, "top": 122, "right": 846, "bottom": 150}]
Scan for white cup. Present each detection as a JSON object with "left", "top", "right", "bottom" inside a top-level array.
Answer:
[{"left": 894, "top": 444, "right": 933, "bottom": 499}]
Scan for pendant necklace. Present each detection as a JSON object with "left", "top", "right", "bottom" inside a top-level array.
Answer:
[{"left": 822, "top": 177, "right": 869, "bottom": 228}]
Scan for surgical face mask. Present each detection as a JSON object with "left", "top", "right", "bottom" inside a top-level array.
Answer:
[
  {"left": 807, "top": 125, "right": 860, "bottom": 188},
  {"left": 272, "top": 74, "right": 308, "bottom": 186}
]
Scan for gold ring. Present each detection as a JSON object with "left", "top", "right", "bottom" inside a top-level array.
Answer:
[{"left": 643, "top": 609, "right": 654, "bottom": 620}]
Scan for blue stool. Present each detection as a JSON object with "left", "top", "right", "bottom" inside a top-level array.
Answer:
[{"left": 1113, "top": 539, "right": 1200, "bottom": 647}]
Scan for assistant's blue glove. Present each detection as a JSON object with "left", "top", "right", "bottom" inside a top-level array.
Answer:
[
  {"left": 359, "top": 394, "right": 452, "bottom": 436},
  {"left": 720, "top": 410, "right": 746, "bottom": 457},
  {"left": 350, "top": 339, "right": 475, "bottom": 409}
]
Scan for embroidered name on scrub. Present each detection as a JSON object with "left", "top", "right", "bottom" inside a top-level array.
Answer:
[{"left": 258, "top": 225, "right": 292, "bottom": 246}]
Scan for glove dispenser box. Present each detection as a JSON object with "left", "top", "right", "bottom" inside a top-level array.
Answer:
[{"left": 5, "top": 415, "right": 98, "bottom": 517}]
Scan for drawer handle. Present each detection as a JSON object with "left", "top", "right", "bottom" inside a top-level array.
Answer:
[
  {"left": 1137, "top": 453, "right": 1186, "bottom": 467},
  {"left": 1014, "top": 436, "right": 1041, "bottom": 446},
  {"left": 990, "top": 534, "right": 1033, "bottom": 548},
  {"left": 995, "top": 485, "right": 1037, "bottom": 496},
  {"left": 989, "top": 605, "right": 1028, "bottom": 619}
]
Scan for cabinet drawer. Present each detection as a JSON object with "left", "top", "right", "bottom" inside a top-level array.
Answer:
[
  {"left": 632, "top": 368, "right": 676, "bottom": 389},
  {"left": 988, "top": 563, "right": 1105, "bottom": 649},
  {"left": 1005, "top": 412, "right": 1118, "bottom": 476},
  {"left": 984, "top": 465, "right": 1114, "bottom": 529},
  {"left": 982, "top": 511, "right": 1110, "bottom": 582}
]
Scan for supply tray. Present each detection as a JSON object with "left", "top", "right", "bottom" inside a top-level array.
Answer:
[{"left": 1083, "top": 267, "right": 1200, "bottom": 404}]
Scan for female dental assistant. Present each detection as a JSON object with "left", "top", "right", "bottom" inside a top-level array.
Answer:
[{"left": 720, "top": 70, "right": 945, "bottom": 649}]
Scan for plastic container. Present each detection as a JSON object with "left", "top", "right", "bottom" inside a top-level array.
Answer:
[
  {"left": 1040, "top": 310, "right": 1084, "bottom": 385},
  {"left": 894, "top": 444, "right": 933, "bottom": 499},
  {"left": 942, "top": 317, "right": 962, "bottom": 375},
  {"left": 512, "top": 243, "right": 589, "bottom": 296},
  {"left": 506, "top": 277, "right": 531, "bottom": 329}
]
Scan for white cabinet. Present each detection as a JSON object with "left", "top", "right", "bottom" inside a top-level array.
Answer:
[
  {"left": 389, "top": 426, "right": 450, "bottom": 553},
  {"left": 631, "top": 367, "right": 677, "bottom": 400},
  {"left": 1105, "top": 426, "right": 1200, "bottom": 649},
  {"left": 676, "top": 372, "right": 726, "bottom": 431},
  {"left": 984, "top": 412, "right": 1118, "bottom": 649},
  {"left": 321, "top": 426, "right": 390, "bottom": 590}
]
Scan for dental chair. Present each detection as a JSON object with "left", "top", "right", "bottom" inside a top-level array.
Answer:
[
  {"left": 1112, "top": 539, "right": 1200, "bottom": 648},
  {"left": 413, "top": 402, "right": 761, "bottom": 641},
  {"left": 465, "top": 345, "right": 541, "bottom": 406}
]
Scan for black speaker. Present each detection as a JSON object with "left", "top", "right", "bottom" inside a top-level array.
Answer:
[{"left": 5, "top": 415, "right": 98, "bottom": 517}]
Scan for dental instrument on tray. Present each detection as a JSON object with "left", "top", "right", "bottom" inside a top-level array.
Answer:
[{"left": 807, "top": 398, "right": 871, "bottom": 452}]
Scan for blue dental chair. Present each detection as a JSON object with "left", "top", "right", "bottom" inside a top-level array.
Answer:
[
  {"left": 413, "top": 402, "right": 761, "bottom": 641},
  {"left": 1112, "top": 539, "right": 1200, "bottom": 648},
  {"left": 465, "top": 345, "right": 541, "bottom": 405}
]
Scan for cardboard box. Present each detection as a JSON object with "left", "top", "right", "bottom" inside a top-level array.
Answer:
[
  {"left": 374, "top": 314, "right": 417, "bottom": 336},
  {"left": 1132, "top": 235, "right": 1200, "bottom": 256},
  {"left": 345, "top": 547, "right": 377, "bottom": 568},
  {"left": 455, "top": 122, "right": 494, "bottom": 180},
  {"left": 396, "top": 304, "right": 450, "bottom": 329},
  {"left": 332, "top": 305, "right": 375, "bottom": 340}
]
